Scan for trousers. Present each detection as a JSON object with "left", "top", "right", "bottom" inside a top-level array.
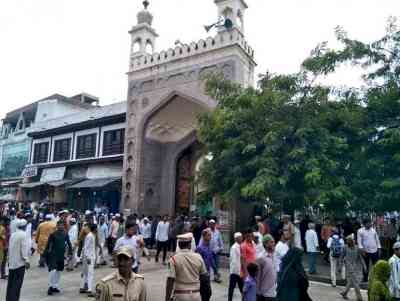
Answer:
[
  {"left": 330, "top": 255, "right": 345, "bottom": 286},
  {"left": 6, "top": 266, "right": 25, "bottom": 301},
  {"left": 81, "top": 258, "right": 95, "bottom": 292},
  {"left": 363, "top": 252, "right": 379, "bottom": 281},
  {"left": 49, "top": 269, "right": 61, "bottom": 288},
  {"left": 308, "top": 252, "right": 317, "bottom": 274},
  {"left": 228, "top": 274, "right": 243, "bottom": 301},
  {"left": 97, "top": 242, "right": 107, "bottom": 264},
  {"left": 342, "top": 273, "right": 362, "bottom": 300},
  {"left": 68, "top": 245, "right": 79, "bottom": 269},
  {"left": 156, "top": 240, "right": 168, "bottom": 263},
  {"left": 212, "top": 253, "right": 220, "bottom": 279}
]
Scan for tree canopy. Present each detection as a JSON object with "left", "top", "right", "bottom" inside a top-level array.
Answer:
[{"left": 198, "top": 18, "right": 400, "bottom": 213}]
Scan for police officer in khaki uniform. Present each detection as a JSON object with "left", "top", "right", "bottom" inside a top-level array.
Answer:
[
  {"left": 96, "top": 246, "right": 146, "bottom": 301},
  {"left": 166, "top": 233, "right": 208, "bottom": 301}
]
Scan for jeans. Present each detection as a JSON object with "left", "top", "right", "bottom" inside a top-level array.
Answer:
[
  {"left": 363, "top": 252, "right": 379, "bottom": 281},
  {"left": 6, "top": 266, "right": 25, "bottom": 301},
  {"left": 228, "top": 274, "right": 243, "bottom": 301},
  {"left": 212, "top": 252, "right": 220, "bottom": 280},
  {"left": 308, "top": 252, "right": 317, "bottom": 274}
]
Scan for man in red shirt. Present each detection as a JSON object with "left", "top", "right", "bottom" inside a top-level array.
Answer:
[{"left": 241, "top": 229, "right": 256, "bottom": 278}]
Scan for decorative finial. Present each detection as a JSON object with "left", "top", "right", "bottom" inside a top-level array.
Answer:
[{"left": 143, "top": 0, "right": 149, "bottom": 9}]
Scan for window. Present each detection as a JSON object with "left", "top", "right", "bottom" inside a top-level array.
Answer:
[
  {"left": 33, "top": 142, "right": 49, "bottom": 164},
  {"left": 103, "top": 129, "right": 125, "bottom": 156},
  {"left": 76, "top": 134, "right": 97, "bottom": 159},
  {"left": 53, "top": 138, "right": 71, "bottom": 162}
]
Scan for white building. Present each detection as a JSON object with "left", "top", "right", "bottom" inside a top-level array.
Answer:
[
  {"left": 20, "top": 101, "right": 126, "bottom": 212},
  {"left": 0, "top": 93, "right": 98, "bottom": 201}
]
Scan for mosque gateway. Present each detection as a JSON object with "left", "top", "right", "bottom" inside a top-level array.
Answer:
[{"left": 122, "top": 0, "right": 256, "bottom": 216}]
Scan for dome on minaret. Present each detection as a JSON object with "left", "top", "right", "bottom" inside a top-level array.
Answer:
[{"left": 137, "top": 0, "right": 153, "bottom": 25}]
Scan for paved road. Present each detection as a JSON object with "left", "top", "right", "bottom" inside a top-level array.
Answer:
[{"left": 0, "top": 259, "right": 367, "bottom": 301}]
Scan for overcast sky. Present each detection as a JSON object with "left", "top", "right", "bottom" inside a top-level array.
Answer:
[{"left": 0, "top": 0, "right": 399, "bottom": 117}]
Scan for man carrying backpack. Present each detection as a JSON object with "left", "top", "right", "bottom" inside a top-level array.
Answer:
[{"left": 327, "top": 228, "right": 345, "bottom": 287}]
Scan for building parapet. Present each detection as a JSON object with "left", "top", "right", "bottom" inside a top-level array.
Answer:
[{"left": 130, "top": 29, "right": 254, "bottom": 72}]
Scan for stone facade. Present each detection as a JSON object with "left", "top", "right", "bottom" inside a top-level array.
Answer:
[{"left": 123, "top": 0, "right": 256, "bottom": 216}]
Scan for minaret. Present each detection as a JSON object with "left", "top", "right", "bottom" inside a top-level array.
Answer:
[
  {"left": 129, "top": 1, "right": 158, "bottom": 62},
  {"left": 214, "top": 0, "right": 247, "bottom": 34}
]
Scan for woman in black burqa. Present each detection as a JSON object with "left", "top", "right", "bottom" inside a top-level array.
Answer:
[{"left": 276, "top": 247, "right": 313, "bottom": 301}]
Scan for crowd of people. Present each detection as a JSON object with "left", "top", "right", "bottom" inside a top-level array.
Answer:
[
  {"left": 0, "top": 203, "right": 229, "bottom": 301},
  {"left": 235, "top": 214, "right": 400, "bottom": 301},
  {"left": 1, "top": 203, "right": 400, "bottom": 301}
]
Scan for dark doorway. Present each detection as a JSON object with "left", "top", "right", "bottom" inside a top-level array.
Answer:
[{"left": 175, "top": 143, "right": 202, "bottom": 215}]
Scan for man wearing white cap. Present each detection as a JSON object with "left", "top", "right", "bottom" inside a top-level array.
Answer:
[
  {"left": 208, "top": 219, "right": 223, "bottom": 282},
  {"left": 6, "top": 219, "right": 29, "bottom": 301},
  {"left": 389, "top": 242, "right": 400, "bottom": 300},
  {"left": 140, "top": 218, "right": 152, "bottom": 249},
  {"left": 228, "top": 232, "right": 243, "bottom": 301},
  {"left": 97, "top": 215, "right": 109, "bottom": 266},
  {"left": 67, "top": 218, "right": 79, "bottom": 271},
  {"left": 108, "top": 214, "right": 120, "bottom": 253},
  {"left": 80, "top": 223, "right": 97, "bottom": 297},
  {"left": 35, "top": 214, "right": 56, "bottom": 267}
]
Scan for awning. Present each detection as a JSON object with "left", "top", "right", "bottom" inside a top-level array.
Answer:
[
  {"left": 19, "top": 182, "right": 46, "bottom": 189},
  {"left": 1, "top": 180, "right": 22, "bottom": 187},
  {"left": 0, "top": 193, "right": 16, "bottom": 201},
  {"left": 20, "top": 179, "right": 81, "bottom": 189},
  {"left": 47, "top": 180, "right": 75, "bottom": 187},
  {"left": 68, "top": 177, "right": 121, "bottom": 189}
]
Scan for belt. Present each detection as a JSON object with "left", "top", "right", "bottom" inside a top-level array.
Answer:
[{"left": 174, "top": 289, "right": 200, "bottom": 295}]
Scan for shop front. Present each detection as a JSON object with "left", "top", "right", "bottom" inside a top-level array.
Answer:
[
  {"left": 67, "top": 177, "right": 121, "bottom": 213},
  {"left": 20, "top": 162, "right": 123, "bottom": 212}
]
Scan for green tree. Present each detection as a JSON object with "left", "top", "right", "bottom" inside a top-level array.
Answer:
[
  {"left": 198, "top": 18, "right": 400, "bottom": 213},
  {"left": 198, "top": 72, "right": 364, "bottom": 213},
  {"left": 302, "top": 18, "right": 400, "bottom": 211}
]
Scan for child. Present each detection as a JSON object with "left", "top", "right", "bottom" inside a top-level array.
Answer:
[{"left": 243, "top": 262, "right": 258, "bottom": 301}]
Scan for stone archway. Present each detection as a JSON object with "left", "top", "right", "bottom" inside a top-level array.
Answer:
[{"left": 134, "top": 93, "right": 210, "bottom": 216}]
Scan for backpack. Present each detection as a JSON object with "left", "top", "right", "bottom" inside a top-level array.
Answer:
[{"left": 330, "top": 237, "right": 342, "bottom": 258}]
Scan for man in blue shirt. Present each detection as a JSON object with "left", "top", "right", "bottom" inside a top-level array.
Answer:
[{"left": 196, "top": 229, "right": 216, "bottom": 274}]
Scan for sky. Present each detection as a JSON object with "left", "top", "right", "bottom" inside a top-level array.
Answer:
[{"left": 0, "top": 0, "right": 399, "bottom": 118}]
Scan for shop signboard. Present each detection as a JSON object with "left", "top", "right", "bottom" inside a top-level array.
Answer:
[{"left": 21, "top": 166, "right": 38, "bottom": 178}]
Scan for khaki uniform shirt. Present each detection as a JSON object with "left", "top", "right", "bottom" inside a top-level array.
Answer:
[
  {"left": 95, "top": 271, "right": 146, "bottom": 301},
  {"left": 168, "top": 249, "right": 207, "bottom": 291}
]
